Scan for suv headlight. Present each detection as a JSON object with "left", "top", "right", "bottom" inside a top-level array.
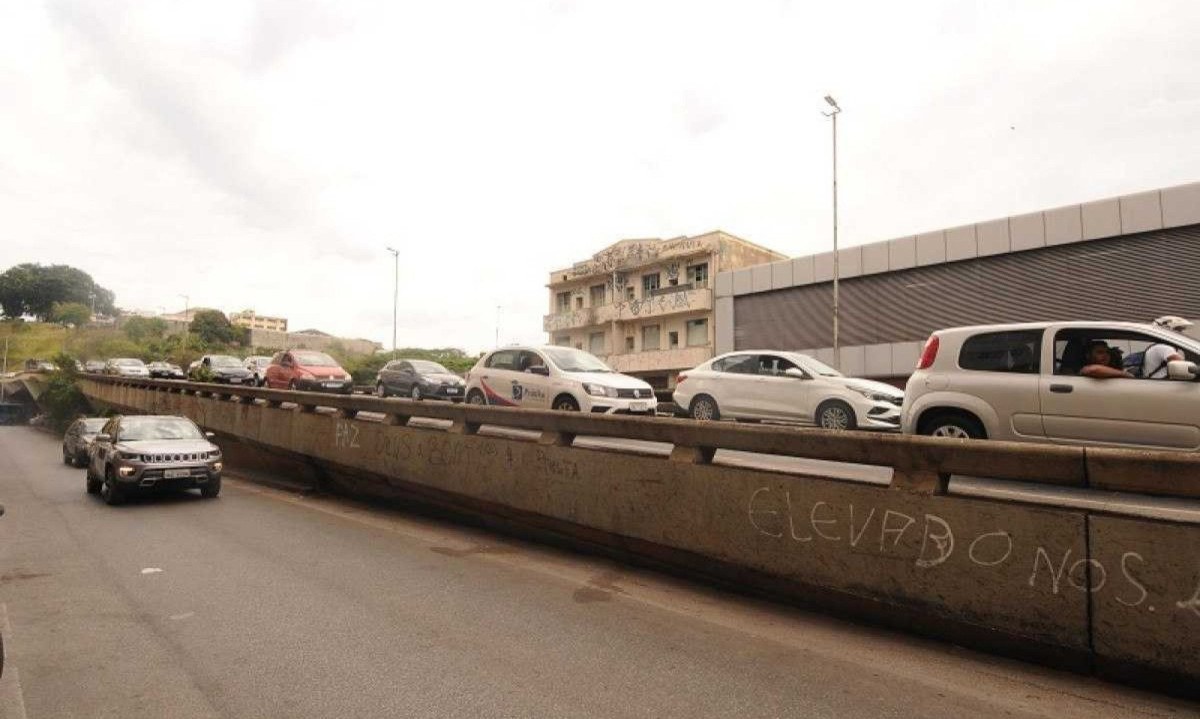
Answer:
[
  {"left": 847, "top": 384, "right": 897, "bottom": 402},
  {"left": 583, "top": 383, "right": 615, "bottom": 397}
]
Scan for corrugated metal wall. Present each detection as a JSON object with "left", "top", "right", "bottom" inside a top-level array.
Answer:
[{"left": 734, "top": 224, "right": 1200, "bottom": 350}]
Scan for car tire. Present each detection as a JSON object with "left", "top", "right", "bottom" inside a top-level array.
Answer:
[
  {"left": 100, "top": 468, "right": 126, "bottom": 506},
  {"left": 200, "top": 477, "right": 221, "bottom": 499},
  {"left": 86, "top": 469, "right": 101, "bottom": 494},
  {"left": 62, "top": 448, "right": 72, "bottom": 465},
  {"left": 411, "top": 386, "right": 422, "bottom": 401},
  {"left": 376, "top": 383, "right": 387, "bottom": 398},
  {"left": 288, "top": 380, "right": 297, "bottom": 391},
  {"left": 467, "top": 389, "right": 486, "bottom": 406},
  {"left": 919, "top": 411, "right": 986, "bottom": 440},
  {"left": 689, "top": 395, "right": 720, "bottom": 421},
  {"left": 816, "top": 401, "right": 857, "bottom": 431},
  {"left": 553, "top": 395, "right": 580, "bottom": 412}
]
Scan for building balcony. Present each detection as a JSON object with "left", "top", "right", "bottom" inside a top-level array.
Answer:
[
  {"left": 602, "top": 345, "right": 713, "bottom": 375},
  {"left": 595, "top": 286, "right": 712, "bottom": 324},
  {"left": 543, "top": 307, "right": 599, "bottom": 333}
]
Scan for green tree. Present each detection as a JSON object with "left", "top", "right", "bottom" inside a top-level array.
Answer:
[
  {"left": 41, "top": 352, "right": 92, "bottom": 432},
  {"left": 190, "top": 310, "right": 243, "bottom": 346},
  {"left": 123, "top": 316, "right": 168, "bottom": 343},
  {"left": 0, "top": 263, "right": 116, "bottom": 319},
  {"left": 50, "top": 302, "right": 92, "bottom": 327}
]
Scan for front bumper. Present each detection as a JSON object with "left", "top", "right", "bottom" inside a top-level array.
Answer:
[
  {"left": 294, "top": 378, "right": 354, "bottom": 394},
  {"left": 584, "top": 397, "right": 659, "bottom": 415},
  {"left": 420, "top": 384, "right": 466, "bottom": 401},
  {"left": 858, "top": 400, "right": 902, "bottom": 431},
  {"left": 111, "top": 460, "right": 222, "bottom": 489}
]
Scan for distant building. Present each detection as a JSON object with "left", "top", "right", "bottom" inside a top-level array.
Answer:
[
  {"left": 230, "top": 309, "right": 288, "bottom": 332},
  {"left": 545, "top": 231, "right": 787, "bottom": 388}
]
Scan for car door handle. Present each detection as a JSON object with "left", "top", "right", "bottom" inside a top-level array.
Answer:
[{"left": 1049, "top": 384, "right": 1074, "bottom": 394}]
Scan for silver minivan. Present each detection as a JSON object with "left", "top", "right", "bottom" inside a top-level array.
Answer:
[{"left": 901, "top": 321, "right": 1200, "bottom": 450}]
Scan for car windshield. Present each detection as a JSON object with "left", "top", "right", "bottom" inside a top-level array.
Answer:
[
  {"left": 542, "top": 347, "right": 612, "bottom": 373},
  {"left": 795, "top": 355, "right": 843, "bottom": 378},
  {"left": 148, "top": 362, "right": 168, "bottom": 369},
  {"left": 116, "top": 417, "right": 205, "bottom": 441},
  {"left": 410, "top": 360, "right": 450, "bottom": 374},
  {"left": 81, "top": 418, "right": 108, "bottom": 434},
  {"left": 209, "top": 356, "right": 241, "bottom": 368},
  {"left": 247, "top": 356, "right": 270, "bottom": 365},
  {"left": 294, "top": 351, "right": 339, "bottom": 367},
  {"left": 115, "top": 358, "right": 145, "bottom": 367}
]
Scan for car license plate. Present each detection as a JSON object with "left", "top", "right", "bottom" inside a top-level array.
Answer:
[
  {"left": 230, "top": 378, "right": 242, "bottom": 384},
  {"left": 445, "top": 388, "right": 458, "bottom": 394},
  {"left": 164, "top": 469, "right": 190, "bottom": 479},
  {"left": 629, "top": 401, "right": 647, "bottom": 411},
  {"left": 324, "top": 382, "right": 341, "bottom": 388}
]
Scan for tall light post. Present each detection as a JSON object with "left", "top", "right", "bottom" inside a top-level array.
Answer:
[
  {"left": 386, "top": 247, "right": 399, "bottom": 356},
  {"left": 823, "top": 95, "right": 842, "bottom": 368},
  {"left": 179, "top": 294, "right": 190, "bottom": 357},
  {"left": 495, "top": 305, "right": 501, "bottom": 347}
]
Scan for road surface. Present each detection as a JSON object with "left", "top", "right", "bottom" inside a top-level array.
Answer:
[{"left": 1, "top": 426, "right": 1195, "bottom": 718}]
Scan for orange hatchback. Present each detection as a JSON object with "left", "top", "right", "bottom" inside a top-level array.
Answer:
[{"left": 263, "top": 350, "right": 354, "bottom": 394}]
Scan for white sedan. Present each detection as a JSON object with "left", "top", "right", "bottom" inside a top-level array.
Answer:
[{"left": 672, "top": 350, "right": 903, "bottom": 430}]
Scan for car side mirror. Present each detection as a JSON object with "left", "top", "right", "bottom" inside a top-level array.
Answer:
[
  {"left": 96, "top": 433, "right": 111, "bottom": 443},
  {"left": 1166, "top": 360, "right": 1199, "bottom": 381},
  {"left": 783, "top": 368, "right": 808, "bottom": 380},
  {"left": 528, "top": 365, "right": 550, "bottom": 376}
]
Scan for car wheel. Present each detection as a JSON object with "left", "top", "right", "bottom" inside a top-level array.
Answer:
[
  {"left": 411, "top": 386, "right": 422, "bottom": 401},
  {"left": 553, "top": 395, "right": 580, "bottom": 412},
  {"left": 62, "top": 448, "right": 72, "bottom": 465},
  {"left": 690, "top": 395, "right": 720, "bottom": 421},
  {"left": 200, "top": 477, "right": 221, "bottom": 499},
  {"left": 921, "top": 412, "right": 986, "bottom": 440},
  {"left": 467, "top": 389, "right": 486, "bottom": 406},
  {"left": 86, "top": 469, "right": 101, "bottom": 494},
  {"left": 816, "top": 401, "right": 857, "bottom": 431},
  {"left": 100, "top": 468, "right": 126, "bottom": 506},
  {"left": 288, "top": 380, "right": 297, "bottom": 391},
  {"left": 376, "top": 383, "right": 387, "bottom": 398}
]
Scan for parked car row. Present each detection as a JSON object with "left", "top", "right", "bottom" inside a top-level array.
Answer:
[{"left": 62, "top": 414, "right": 223, "bottom": 505}]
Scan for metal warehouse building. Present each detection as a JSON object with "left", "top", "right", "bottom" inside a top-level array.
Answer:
[{"left": 714, "top": 181, "right": 1200, "bottom": 381}]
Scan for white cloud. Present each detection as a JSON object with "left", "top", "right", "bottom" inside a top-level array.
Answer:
[{"left": 2, "top": 0, "right": 1198, "bottom": 352}]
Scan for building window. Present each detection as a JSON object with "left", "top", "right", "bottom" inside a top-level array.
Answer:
[
  {"left": 625, "top": 285, "right": 635, "bottom": 301},
  {"left": 589, "top": 284, "right": 606, "bottom": 307},
  {"left": 668, "top": 331, "right": 679, "bottom": 349},
  {"left": 554, "top": 335, "right": 571, "bottom": 347},
  {"left": 688, "top": 263, "right": 709, "bottom": 288},
  {"left": 575, "top": 295, "right": 583, "bottom": 309},
  {"left": 589, "top": 332, "right": 605, "bottom": 354},
  {"left": 642, "top": 273, "right": 660, "bottom": 296},
  {"left": 625, "top": 336, "right": 635, "bottom": 352},
  {"left": 686, "top": 318, "right": 708, "bottom": 346},
  {"left": 555, "top": 291, "right": 571, "bottom": 313},
  {"left": 642, "top": 325, "right": 660, "bottom": 352}
]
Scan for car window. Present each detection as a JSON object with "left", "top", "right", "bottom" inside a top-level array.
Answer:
[
  {"left": 712, "top": 354, "right": 758, "bottom": 374},
  {"left": 1052, "top": 328, "right": 1200, "bottom": 377},
  {"left": 757, "top": 355, "right": 800, "bottom": 377},
  {"left": 410, "top": 360, "right": 449, "bottom": 374},
  {"left": 959, "top": 330, "right": 1042, "bottom": 374},
  {"left": 486, "top": 350, "right": 519, "bottom": 370},
  {"left": 116, "top": 416, "right": 205, "bottom": 441},
  {"left": 517, "top": 351, "right": 547, "bottom": 372}
]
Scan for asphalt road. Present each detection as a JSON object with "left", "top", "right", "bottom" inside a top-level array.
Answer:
[{"left": 1, "top": 426, "right": 1196, "bottom": 719}]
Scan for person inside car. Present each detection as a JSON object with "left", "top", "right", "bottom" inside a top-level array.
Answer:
[
  {"left": 1080, "top": 341, "right": 1132, "bottom": 379},
  {"left": 1144, "top": 315, "right": 1193, "bottom": 378}
]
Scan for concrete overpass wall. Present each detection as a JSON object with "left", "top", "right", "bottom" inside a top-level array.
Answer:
[{"left": 80, "top": 376, "right": 1200, "bottom": 697}]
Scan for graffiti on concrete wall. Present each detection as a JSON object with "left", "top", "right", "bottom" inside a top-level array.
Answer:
[
  {"left": 747, "top": 486, "right": 1200, "bottom": 617},
  {"left": 570, "top": 237, "right": 711, "bottom": 279},
  {"left": 613, "top": 288, "right": 694, "bottom": 320}
]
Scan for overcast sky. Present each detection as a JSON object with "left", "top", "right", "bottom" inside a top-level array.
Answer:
[{"left": 3, "top": 1, "right": 1198, "bottom": 351}]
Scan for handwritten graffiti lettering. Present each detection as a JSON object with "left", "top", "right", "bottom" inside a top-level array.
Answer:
[
  {"left": 968, "top": 531, "right": 1013, "bottom": 567},
  {"left": 1117, "top": 552, "right": 1149, "bottom": 607},
  {"left": 334, "top": 420, "right": 360, "bottom": 449},
  {"left": 915, "top": 515, "right": 955, "bottom": 568},
  {"left": 1068, "top": 558, "right": 1108, "bottom": 594},
  {"left": 879, "top": 509, "right": 915, "bottom": 552},
  {"left": 1177, "top": 572, "right": 1200, "bottom": 618}
]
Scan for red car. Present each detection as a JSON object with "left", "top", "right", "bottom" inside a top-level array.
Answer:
[{"left": 263, "top": 350, "right": 354, "bottom": 394}]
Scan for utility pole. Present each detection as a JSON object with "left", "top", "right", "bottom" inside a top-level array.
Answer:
[
  {"left": 610, "top": 269, "right": 619, "bottom": 357},
  {"left": 1, "top": 336, "right": 8, "bottom": 403},
  {"left": 179, "top": 294, "right": 190, "bottom": 357},
  {"left": 823, "top": 95, "right": 842, "bottom": 369},
  {"left": 386, "top": 247, "right": 399, "bottom": 356}
]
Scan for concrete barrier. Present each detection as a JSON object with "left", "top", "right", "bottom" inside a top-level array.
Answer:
[{"left": 79, "top": 375, "right": 1200, "bottom": 697}]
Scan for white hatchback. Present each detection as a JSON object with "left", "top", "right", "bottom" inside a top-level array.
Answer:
[
  {"left": 464, "top": 346, "right": 657, "bottom": 414},
  {"left": 902, "top": 321, "right": 1200, "bottom": 450},
  {"left": 672, "top": 350, "right": 903, "bottom": 430}
]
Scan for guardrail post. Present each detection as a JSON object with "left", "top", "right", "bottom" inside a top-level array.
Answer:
[
  {"left": 384, "top": 413, "right": 410, "bottom": 426},
  {"left": 336, "top": 408, "right": 359, "bottom": 419},
  {"left": 670, "top": 445, "right": 716, "bottom": 464},
  {"left": 449, "top": 419, "right": 480, "bottom": 435},
  {"left": 295, "top": 402, "right": 317, "bottom": 413},
  {"left": 538, "top": 430, "right": 576, "bottom": 447},
  {"left": 889, "top": 467, "right": 948, "bottom": 495}
]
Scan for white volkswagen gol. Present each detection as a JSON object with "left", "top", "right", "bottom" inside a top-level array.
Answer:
[
  {"left": 902, "top": 320, "right": 1200, "bottom": 450},
  {"left": 464, "top": 346, "right": 657, "bottom": 414},
  {"left": 672, "top": 350, "right": 903, "bottom": 430}
]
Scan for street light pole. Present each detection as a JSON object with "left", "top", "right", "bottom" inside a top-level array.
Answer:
[
  {"left": 823, "top": 95, "right": 842, "bottom": 369},
  {"left": 386, "top": 247, "right": 399, "bottom": 356},
  {"left": 179, "top": 294, "right": 190, "bottom": 356},
  {"left": 495, "top": 305, "right": 501, "bottom": 347}
]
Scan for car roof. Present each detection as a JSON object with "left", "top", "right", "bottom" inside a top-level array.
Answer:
[{"left": 932, "top": 320, "right": 1166, "bottom": 335}]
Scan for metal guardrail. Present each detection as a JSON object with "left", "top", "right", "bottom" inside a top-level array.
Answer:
[{"left": 82, "top": 374, "right": 1200, "bottom": 500}]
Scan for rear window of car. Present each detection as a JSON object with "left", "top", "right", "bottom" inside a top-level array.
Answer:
[
  {"left": 712, "top": 354, "right": 758, "bottom": 374},
  {"left": 959, "top": 330, "right": 1042, "bottom": 373}
]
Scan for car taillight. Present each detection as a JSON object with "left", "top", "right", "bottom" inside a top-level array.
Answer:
[
  {"left": 916, "top": 335, "right": 940, "bottom": 370},
  {"left": 675, "top": 373, "right": 687, "bottom": 385}
]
